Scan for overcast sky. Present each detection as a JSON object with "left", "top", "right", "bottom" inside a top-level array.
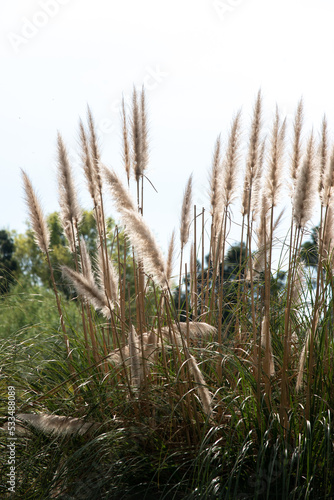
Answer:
[{"left": 1, "top": 0, "right": 334, "bottom": 264}]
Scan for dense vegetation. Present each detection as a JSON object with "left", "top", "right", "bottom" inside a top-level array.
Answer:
[{"left": 0, "top": 91, "right": 333, "bottom": 499}]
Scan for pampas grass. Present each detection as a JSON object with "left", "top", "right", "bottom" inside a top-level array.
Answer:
[
  {"left": 121, "top": 209, "right": 167, "bottom": 288},
  {"left": 21, "top": 170, "right": 50, "bottom": 254},
  {"left": 13, "top": 89, "right": 334, "bottom": 499},
  {"left": 131, "top": 87, "right": 142, "bottom": 183},
  {"left": 57, "top": 133, "right": 82, "bottom": 252},
  {"left": 166, "top": 230, "right": 175, "bottom": 286},
  {"left": 97, "top": 244, "right": 119, "bottom": 306},
  {"left": 209, "top": 135, "right": 222, "bottom": 234},
  {"left": 180, "top": 174, "right": 193, "bottom": 250},
  {"left": 265, "top": 108, "right": 286, "bottom": 208},
  {"left": 293, "top": 133, "right": 318, "bottom": 228},
  {"left": 103, "top": 166, "right": 136, "bottom": 213},
  {"left": 62, "top": 265, "right": 112, "bottom": 317},
  {"left": 87, "top": 106, "right": 102, "bottom": 192},
  {"left": 242, "top": 90, "right": 262, "bottom": 217},
  {"left": 290, "top": 98, "right": 304, "bottom": 189},
  {"left": 221, "top": 110, "right": 242, "bottom": 209},
  {"left": 121, "top": 97, "right": 131, "bottom": 186},
  {"left": 80, "top": 119, "right": 98, "bottom": 204},
  {"left": 188, "top": 354, "right": 212, "bottom": 417}
]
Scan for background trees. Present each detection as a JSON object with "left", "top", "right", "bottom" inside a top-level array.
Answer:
[{"left": 0, "top": 229, "right": 18, "bottom": 294}]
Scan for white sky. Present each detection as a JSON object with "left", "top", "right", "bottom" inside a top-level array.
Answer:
[{"left": 1, "top": 0, "right": 334, "bottom": 266}]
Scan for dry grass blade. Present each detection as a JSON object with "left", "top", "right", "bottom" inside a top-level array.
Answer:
[
  {"left": 62, "top": 265, "right": 112, "bottom": 317},
  {"left": 180, "top": 174, "right": 193, "bottom": 250},
  {"left": 21, "top": 170, "right": 50, "bottom": 254}
]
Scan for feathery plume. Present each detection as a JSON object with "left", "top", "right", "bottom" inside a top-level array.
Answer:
[
  {"left": 79, "top": 237, "right": 95, "bottom": 284},
  {"left": 96, "top": 244, "right": 119, "bottom": 305},
  {"left": 103, "top": 166, "right": 136, "bottom": 213},
  {"left": 161, "top": 322, "right": 217, "bottom": 347},
  {"left": 323, "top": 204, "right": 334, "bottom": 262},
  {"left": 180, "top": 174, "right": 193, "bottom": 250},
  {"left": 79, "top": 120, "right": 98, "bottom": 203},
  {"left": 318, "top": 115, "right": 328, "bottom": 195},
  {"left": 140, "top": 88, "right": 149, "bottom": 173},
  {"left": 87, "top": 106, "right": 102, "bottom": 192},
  {"left": 166, "top": 230, "right": 175, "bottom": 286},
  {"left": 291, "top": 260, "right": 304, "bottom": 306},
  {"left": 222, "top": 110, "right": 242, "bottom": 207},
  {"left": 265, "top": 108, "right": 286, "bottom": 207},
  {"left": 57, "top": 133, "right": 82, "bottom": 252},
  {"left": 21, "top": 170, "right": 50, "bottom": 254},
  {"left": 251, "top": 139, "right": 266, "bottom": 221},
  {"left": 108, "top": 331, "right": 159, "bottom": 368},
  {"left": 293, "top": 133, "right": 318, "bottom": 228},
  {"left": 290, "top": 99, "right": 304, "bottom": 189},
  {"left": 209, "top": 135, "right": 222, "bottom": 231},
  {"left": 120, "top": 208, "right": 167, "bottom": 288},
  {"left": 131, "top": 88, "right": 142, "bottom": 182},
  {"left": 11, "top": 413, "right": 101, "bottom": 436},
  {"left": 61, "top": 265, "right": 112, "bottom": 317},
  {"left": 322, "top": 146, "right": 334, "bottom": 207},
  {"left": 188, "top": 355, "right": 212, "bottom": 417},
  {"left": 242, "top": 90, "right": 262, "bottom": 216},
  {"left": 121, "top": 97, "right": 131, "bottom": 185}
]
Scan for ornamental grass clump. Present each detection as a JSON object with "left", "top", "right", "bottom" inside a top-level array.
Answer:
[{"left": 2, "top": 89, "right": 334, "bottom": 499}]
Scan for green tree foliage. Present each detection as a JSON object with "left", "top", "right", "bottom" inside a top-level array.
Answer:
[
  {"left": 13, "top": 210, "right": 118, "bottom": 297},
  {"left": 0, "top": 229, "right": 18, "bottom": 294}
]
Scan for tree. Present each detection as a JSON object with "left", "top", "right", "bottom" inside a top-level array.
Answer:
[
  {"left": 13, "top": 210, "right": 115, "bottom": 297},
  {"left": 0, "top": 230, "right": 18, "bottom": 293}
]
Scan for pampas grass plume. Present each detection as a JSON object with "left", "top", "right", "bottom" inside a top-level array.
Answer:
[{"left": 21, "top": 170, "right": 50, "bottom": 254}]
